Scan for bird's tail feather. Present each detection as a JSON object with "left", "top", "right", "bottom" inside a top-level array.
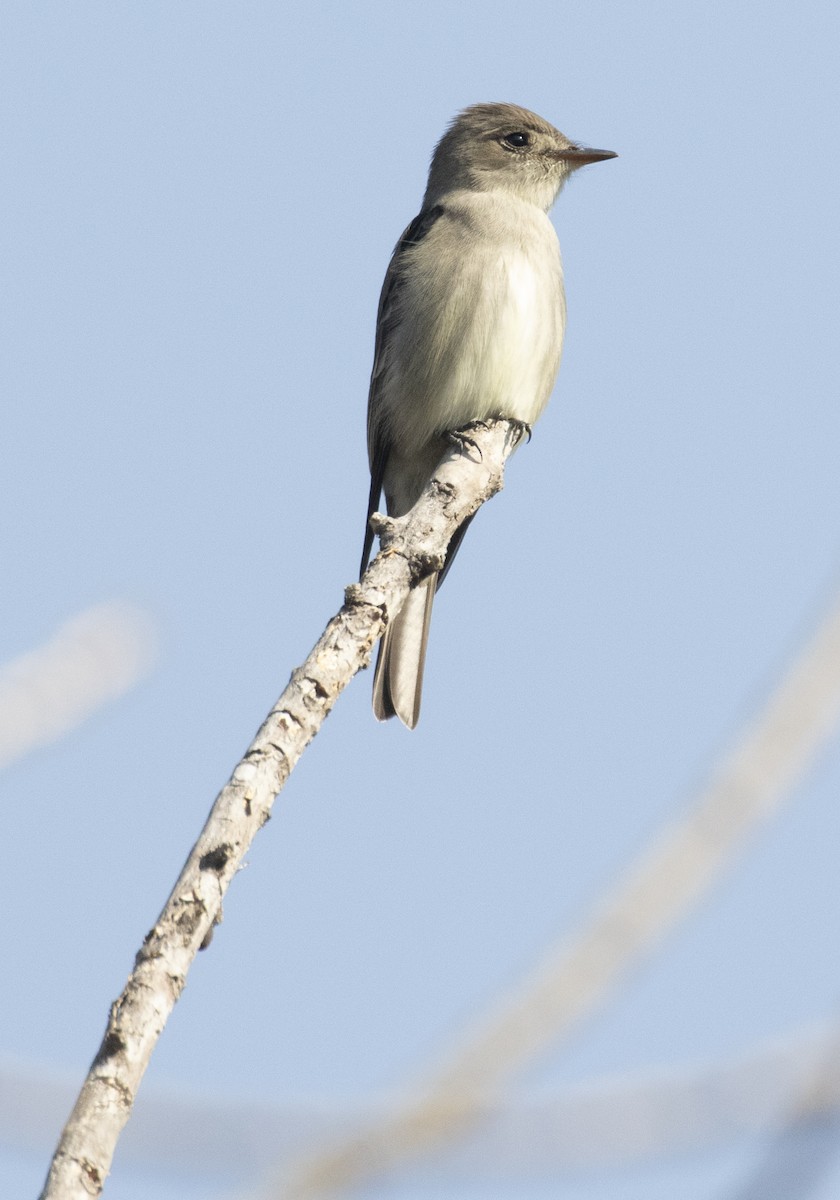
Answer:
[{"left": 372, "top": 574, "right": 437, "bottom": 728}]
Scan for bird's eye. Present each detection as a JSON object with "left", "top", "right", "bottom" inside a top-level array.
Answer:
[{"left": 502, "top": 131, "right": 531, "bottom": 149}]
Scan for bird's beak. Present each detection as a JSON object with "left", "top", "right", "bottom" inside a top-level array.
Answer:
[{"left": 557, "top": 145, "right": 617, "bottom": 164}]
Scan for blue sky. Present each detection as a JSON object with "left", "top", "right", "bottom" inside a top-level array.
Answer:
[{"left": 3, "top": 2, "right": 840, "bottom": 1197}]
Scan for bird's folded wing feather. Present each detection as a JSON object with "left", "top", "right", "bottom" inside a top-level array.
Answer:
[{"left": 360, "top": 205, "right": 445, "bottom": 578}]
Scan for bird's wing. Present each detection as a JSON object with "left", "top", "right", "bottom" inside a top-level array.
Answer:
[{"left": 360, "top": 205, "right": 445, "bottom": 578}]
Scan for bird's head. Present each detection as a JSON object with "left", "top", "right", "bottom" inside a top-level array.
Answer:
[{"left": 423, "top": 102, "right": 616, "bottom": 211}]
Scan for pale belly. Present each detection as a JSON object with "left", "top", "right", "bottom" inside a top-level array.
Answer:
[
  {"left": 390, "top": 247, "right": 565, "bottom": 456},
  {"left": 460, "top": 250, "right": 565, "bottom": 426}
]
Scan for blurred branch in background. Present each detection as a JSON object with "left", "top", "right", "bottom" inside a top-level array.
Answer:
[
  {"left": 257, "top": 585, "right": 840, "bottom": 1200},
  {"left": 724, "top": 1022, "right": 840, "bottom": 1200},
  {"left": 5, "top": 1022, "right": 840, "bottom": 1186},
  {"left": 0, "top": 603, "right": 157, "bottom": 770},
  {"left": 11, "top": 576, "right": 840, "bottom": 1199}
]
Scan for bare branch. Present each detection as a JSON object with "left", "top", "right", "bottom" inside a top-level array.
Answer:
[
  {"left": 255, "top": 583, "right": 840, "bottom": 1200},
  {"left": 38, "top": 418, "right": 524, "bottom": 1200}
]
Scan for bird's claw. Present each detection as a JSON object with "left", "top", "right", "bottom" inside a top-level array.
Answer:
[
  {"left": 510, "top": 420, "right": 532, "bottom": 447},
  {"left": 447, "top": 419, "right": 532, "bottom": 463},
  {"left": 446, "top": 425, "right": 486, "bottom": 463}
]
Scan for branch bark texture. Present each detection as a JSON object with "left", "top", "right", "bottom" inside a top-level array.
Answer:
[{"left": 39, "top": 419, "right": 524, "bottom": 1200}]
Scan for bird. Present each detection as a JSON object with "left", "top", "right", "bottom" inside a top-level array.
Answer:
[{"left": 360, "top": 102, "right": 615, "bottom": 728}]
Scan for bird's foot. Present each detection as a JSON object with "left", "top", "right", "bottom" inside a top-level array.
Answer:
[
  {"left": 447, "top": 419, "right": 531, "bottom": 462},
  {"left": 510, "top": 420, "right": 532, "bottom": 446},
  {"left": 446, "top": 423, "right": 488, "bottom": 463}
]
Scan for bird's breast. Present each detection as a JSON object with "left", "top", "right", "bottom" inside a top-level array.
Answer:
[
  {"left": 383, "top": 203, "right": 566, "bottom": 458},
  {"left": 488, "top": 248, "right": 566, "bottom": 412},
  {"left": 430, "top": 241, "right": 565, "bottom": 429}
]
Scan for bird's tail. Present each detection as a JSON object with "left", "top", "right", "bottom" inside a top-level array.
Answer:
[{"left": 372, "top": 573, "right": 437, "bottom": 728}]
